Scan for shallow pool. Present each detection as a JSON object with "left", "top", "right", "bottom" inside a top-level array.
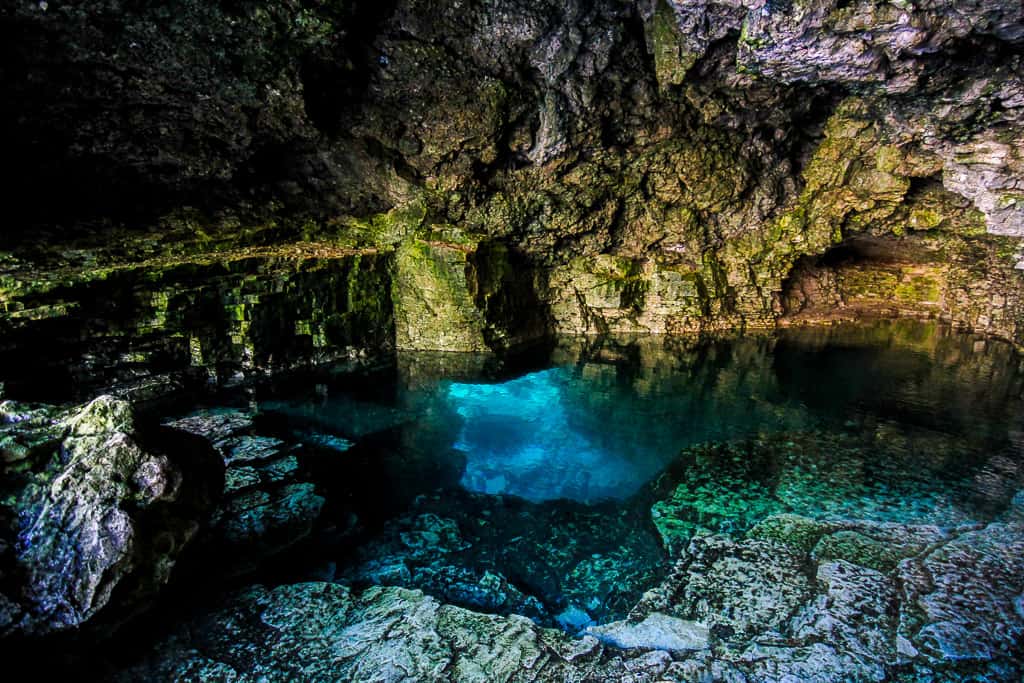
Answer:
[{"left": 254, "top": 321, "right": 1024, "bottom": 630}]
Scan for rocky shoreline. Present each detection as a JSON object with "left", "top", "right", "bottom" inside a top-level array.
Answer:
[{"left": 1, "top": 330, "right": 1022, "bottom": 681}]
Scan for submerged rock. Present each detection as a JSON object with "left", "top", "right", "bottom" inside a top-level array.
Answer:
[
  {"left": 165, "top": 407, "right": 326, "bottom": 574},
  {"left": 114, "top": 583, "right": 582, "bottom": 682},
  {"left": 635, "top": 533, "right": 814, "bottom": 639},
  {"left": 586, "top": 612, "right": 710, "bottom": 652},
  {"left": 897, "top": 519, "right": 1024, "bottom": 666},
  {"left": 210, "top": 482, "right": 325, "bottom": 563},
  {"left": 339, "top": 493, "right": 665, "bottom": 628},
  {"left": 164, "top": 409, "right": 256, "bottom": 443},
  {"left": 110, "top": 490, "right": 1024, "bottom": 682}
]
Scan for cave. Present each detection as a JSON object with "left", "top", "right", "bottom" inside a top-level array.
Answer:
[
  {"left": 2, "top": 1, "right": 1024, "bottom": 681},
  {"left": 779, "top": 235, "right": 950, "bottom": 323}
]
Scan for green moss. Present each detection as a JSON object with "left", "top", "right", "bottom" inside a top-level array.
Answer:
[
  {"left": 907, "top": 207, "right": 943, "bottom": 231},
  {"left": 649, "top": 0, "right": 694, "bottom": 90},
  {"left": 812, "top": 530, "right": 904, "bottom": 573},
  {"left": 342, "top": 202, "right": 428, "bottom": 248},
  {"left": 894, "top": 274, "right": 941, "bottom": 304},
  {"left": 738, "top": 20, "right": 773, "bottom": 50},
  {"left": 746, "top": 514, "right": 834, "bottom": 554},
  {"left": 391, "top": 239, "right": 488, "bottom": 352},
  {"left": 874, "top": 145, "right": 904, "bottom": 174}
]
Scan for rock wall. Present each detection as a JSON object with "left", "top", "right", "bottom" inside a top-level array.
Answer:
[
  {"left": 1, "top": 0, "right": 1024, "bottom": 392},
  {"left": 0, "top": 240, "right": 394, "bottom": 400}
]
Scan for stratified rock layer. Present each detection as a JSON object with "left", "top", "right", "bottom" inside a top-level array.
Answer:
[
  {"left": 116, "top": 502, "right": 1024, "bottom": 682},
  {"left": 2, "top": 0, "right": 1023, "bottom": 393}
]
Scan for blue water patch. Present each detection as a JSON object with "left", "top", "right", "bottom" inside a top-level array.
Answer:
[{"left": 448, "top": 368, "right": 661, "bottom": 502}]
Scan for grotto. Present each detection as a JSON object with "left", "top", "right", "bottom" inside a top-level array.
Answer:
[{"left": 1, "top": 0, "right": 1024, "bottom": 680}]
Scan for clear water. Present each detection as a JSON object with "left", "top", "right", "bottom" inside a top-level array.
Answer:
[{"left": 252, "top": 321, "right": 1024, "bottom": 630}]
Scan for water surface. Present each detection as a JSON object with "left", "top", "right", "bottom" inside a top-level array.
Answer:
[{"left": 255, "top": 321, "right": 1024, "bottom": 629}]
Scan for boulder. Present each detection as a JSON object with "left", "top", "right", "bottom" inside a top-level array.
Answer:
[{"left": 6, "top": 396, "right": 219, "bottom": 635}]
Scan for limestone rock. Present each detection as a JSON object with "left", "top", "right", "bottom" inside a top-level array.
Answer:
[
  {"left": 7, "top": 396, "right": 216, "bottom": 635},
  {"left": 897, "top": 520, "right": 1024, "bottom": 665},
  {"left": 210, "top": 483, "right": 325, "bottom": 563},
  {"left": 64, "top": 395, "right": 135, "bottom": 436},
  {"left": 165, "top": 409, "right": 256, "bottom": 444},
  {"left": 114, "top": 583, "right": 577, "bottom": 682},
  {"left": 737, "top": 0, "right": 1024, "bottom": 92},
  {"left": 635, "top": 534, "right": 813, "bottom": 638},
  {"left": 586, "top": 612, "right": 710, "bottom": 652},
  {"left": 392, "top": 239, "right": 489, "bottom": 352},
  {"left": 0, "top": 400, "right": 66, "bottom": 470},
  {"left": 166, "top": 407, "right": 327, "bottom": 573}
]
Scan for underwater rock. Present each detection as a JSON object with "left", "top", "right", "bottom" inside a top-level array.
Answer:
[
  {"left": 5, "top": 396, "right": 217, "bottom": 635},
  {"left": 294, "top": 430, "right": 353, "bottom": 454},
  {"left": 223, "top": 456, "right": 300, "bottom": 496},
  {"left": 112, "top": 582, "right": 737, "bottom": 681},
  {"left": 217, "top": 435, "right": 290, "bottom": 466},
  {"left": 261, "top": 398, "right": 413, "bottom": 439},
  {"left": 635, "top": 533, "right": 813, "bottom": 639},
  {"left": 166, "top": 407, "right": 325, "bottom": 573},
  {"left": 407, "top": 565, "right": 549, "bottom": 622},
  {"left": 111, "top": 503, "right": 1024, "bottom": 681},
  {"left": 897, "top": 518, "right": 1024, "bottom": 666},
  {"left": 555, "top": 605, "right": 594, "bottom": 632},
  {"left": 209, "top": 482, "right": 325, "bottom": 568},
  {"left": 112, "top": 583, "right": 579, "bottom": 681},
  {"left": 164, "top": 409, "right": 256, "bottom": 444},
  {"left": 340, "top": 493, "right": 665, "bottom": 629},
  {"left": 586, "top": 612, "right": 710, "bottom": 652},
  {"left": 341, "top": 513, "right": 551, "bottom": 620}
]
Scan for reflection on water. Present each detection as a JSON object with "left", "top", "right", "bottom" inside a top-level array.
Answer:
[
  {"left": 352, "top": 321, "right": 1023, "bottom": 519},
  {"left": 265, "top": 320, "right": 1024, "bottom": 520}
]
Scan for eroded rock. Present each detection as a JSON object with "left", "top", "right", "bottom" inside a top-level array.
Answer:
[{"left": 4, "top": 396, "right": 218, "bottom": 635}]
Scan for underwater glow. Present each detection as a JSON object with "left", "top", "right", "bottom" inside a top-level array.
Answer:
[{"left": 446, "top": 368, "right": 659, "bottom": 502}]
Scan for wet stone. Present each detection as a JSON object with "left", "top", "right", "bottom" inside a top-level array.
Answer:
[
  {"left": 636, "top": 534, "right": 814, "bottom": 639},
  {"left": 586, "top": 613, "right": 710, "bottom": 652},
  {"left": 163, "top": 409, "right": 254, "bottom": 444},
  {"left": 217, "top": 434, "right": 289, "bottom": 466},
  {"left": 210, "top": 482, "right": 326, "bottom": 564},
  {"left": 898, "top": 519, "right": 1024, "bottom": 665},
  {"left": 222, "top": 456, "right": 299, "bottom": 495},
  {"left": 94, "top": 326, "right": 1024, "bottom": 680},
  {"left": 294, "top": 429, "right": 353, "bottom": 453}
]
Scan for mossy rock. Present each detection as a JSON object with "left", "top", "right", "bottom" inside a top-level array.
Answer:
[
  {"left": 391, "top": 239, "right": 489, "bottom": 352},
  {"left": 812, "top": 530, "right": 905, "bottom": 573},
  {"left": 746, "top": 514, "right": 836, "bottom": 554}
]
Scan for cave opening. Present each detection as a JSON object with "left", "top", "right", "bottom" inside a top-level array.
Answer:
[{"left": 778, "top": 235, "right": 948, "bottom": 323}]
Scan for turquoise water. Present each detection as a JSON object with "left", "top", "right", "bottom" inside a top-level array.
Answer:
[
  {"left": 258, "top": 321, "right": 1024, "bottom": 629},
  {"left": 448, "top": 367, "right": 675, "bottom": 502}
]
